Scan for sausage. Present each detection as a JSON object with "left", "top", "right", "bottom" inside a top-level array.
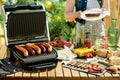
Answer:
[
  {"left": 15, "top": 45, "right": 29, "bottom": 57},
  {"left": 38, "top": 44, "right": 46, "bottom": 53},
  {"left": 25, "top": 45, "right": 35, "bottom": 55},
  {"left": 26, "top": 44, "right": 41, "bottom": 54},
  {"left": 42, "top": 42, "right": 52, "bottom": 53}
]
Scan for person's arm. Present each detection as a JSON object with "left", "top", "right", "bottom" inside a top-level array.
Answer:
[
  {"left": 64, "top": 0, "right": 82, "bottom": 20},
  {"left": 102, "top": 0, "right": 110, "bottom": 11}
]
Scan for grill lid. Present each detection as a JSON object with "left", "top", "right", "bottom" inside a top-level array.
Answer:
[
  {"left": 7, "top": 11, "right": 46, "bottom": 39},
  {"left": 3, "top": 4, "right": 50, "bottom": 45}
]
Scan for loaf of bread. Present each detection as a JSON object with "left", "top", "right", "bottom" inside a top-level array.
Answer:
[
  {"left": 94, "top": 49, "right": 112, "bottom": 58},
  {"left": 109, "top": 66, "right": 118, "bottom": 73},
  {"left": 109, "top": 56, "right": 120, "bottom": 65}
]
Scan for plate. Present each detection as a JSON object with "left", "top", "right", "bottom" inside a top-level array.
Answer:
[
  {"left": 81, "top": 8, "right": 109, "bottom": 21},
  {"left": 62, "top": 59, "right": 107, "bottom": 76}
]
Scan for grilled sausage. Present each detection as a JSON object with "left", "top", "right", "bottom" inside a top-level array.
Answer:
[
  {"left": 26, "top": 44, "right": 41, "bottom": 54},
  {"left": 15, "top": 45, "right": 29, "bottom": 57},
  {"left": 38, "top": 44, "right": 47, "bottom": 53},
  {"left": 42, "top": 42, "right": 52, "bottom": 53},
  {"left": 25, "top": 45, "right": 35, "bottom": 55}
]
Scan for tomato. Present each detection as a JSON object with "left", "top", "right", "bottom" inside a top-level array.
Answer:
[
  {"left": 86, "top": 53, "right": 93, "bottom": 58},
  {"left": 64, "top": 42, "right": 72, "bottom": 48},
  {"left": 92, "top": 64, "right": 98, "bottom": 68}
]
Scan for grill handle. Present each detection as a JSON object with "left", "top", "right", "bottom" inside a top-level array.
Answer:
[{"left": 4, "top": 4, "right": 44, "bottom": 12}]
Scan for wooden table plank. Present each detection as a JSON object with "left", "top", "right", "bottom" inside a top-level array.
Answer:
[
  {"left": 0, "top": 44, "right": 7, "bottom": 59},
  {"left": 111, "top": 73, "right": 120, "bottom": 77},
  {"left": 79, "top": 72, "right": 88, "bottom": 77},
  {"left": 31, "top": 71, "right": 39, "bottom": 77},
  {"left": 14, "top": 71, "right": 23, "bottom": 77},
  {"left": 6, "top": 73, "right": 15, "bottom": 77},
  {"left": 22, "top": 70, "right": 31, "bottom": 77},
  {"left": 55, "top": 61, "right": 64, "bottom": 77},
  {"left": 62, "top": 67, "right": 72, "bottom": 77},
  {"left": 71, "top": 69, "right": 80, "bottom": 77},
  {"left": 40, "top": 69, "right": 47, "bottom": 77},
  {"left": 104, "top": 72, "right": 112, "bottom": 77},
  {"left": 47, "top": 68, "right": 55, "bottom": 77},
  {"left": 87, "top": 74, "right": 96, "bottom": 77}
]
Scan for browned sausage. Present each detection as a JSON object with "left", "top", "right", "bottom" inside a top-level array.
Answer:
[
  {"left": 26, "top": 44, "right": 41, "bottom": 54},
  {"left": 25, "top": 45, "right": 35, "bottom": 55},
  {"left": 15, "top": 45, "right": 29, "bottom": 57},
  {"left": 38, "top": 44, "right": 47, "bottom": 53},
  {"left": 42, "top": 42, "right": 52, "bottom": 53}
]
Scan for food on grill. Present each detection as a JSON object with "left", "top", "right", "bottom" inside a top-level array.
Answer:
[
  {"left": 25, "top": 45, "right": 35, "bottom": 55},
  {"left": 85, "top": 13, "right": 100, "bottom": 18},
  {"left": 26, "top": 44, "right": 41, "bottom": 54},
  {"left": 42, "top": 42, "right": 52, "bottom": 53},
  {"left": 15, "top": 45, "right": 29, "bottom": 57},
  {"left": 37, "top": 43, "right": 47, "bottom": 53}
]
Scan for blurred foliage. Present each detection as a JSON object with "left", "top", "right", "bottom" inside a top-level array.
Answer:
[{"left": 45, "top": 1, "right": 74, "bottom": 41}]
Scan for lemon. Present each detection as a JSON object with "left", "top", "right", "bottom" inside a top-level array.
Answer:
[
  {"left": 55, "top": 15, "right": 61, "bottom": 21},
  {"left": 45, "top": 1, "right": 52, "bottom": 9}
]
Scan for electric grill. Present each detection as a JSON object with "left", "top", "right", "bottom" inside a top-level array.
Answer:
[{"left": 2, "top": 4, "right": 58, "bottom": 70}]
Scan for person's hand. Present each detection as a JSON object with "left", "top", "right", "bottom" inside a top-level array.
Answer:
[
  {"left": 75, "top": 11, "right": 83, "bottom": 19},
  {"left": 78, "top": 11, "right": 83, "bottom": 19},
  {"left": 101, "top": 8, "right": 110, "bottom": 18}
]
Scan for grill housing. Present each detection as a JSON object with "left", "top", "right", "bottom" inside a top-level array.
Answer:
[{"left": 2, "top": 4, "right": 58, "bottom": 69}]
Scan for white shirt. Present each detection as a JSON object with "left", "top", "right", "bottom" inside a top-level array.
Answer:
[{"left": 76, "top": 0, "right": 105, "bottom": 44}]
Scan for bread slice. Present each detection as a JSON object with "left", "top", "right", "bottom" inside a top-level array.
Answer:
[{"left": 109, "top": 56, "right": 120, "bottom": 65}]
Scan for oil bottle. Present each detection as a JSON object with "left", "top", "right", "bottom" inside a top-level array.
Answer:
[{"left": 108, "top": 18, "right": 119, "bottom": 50}]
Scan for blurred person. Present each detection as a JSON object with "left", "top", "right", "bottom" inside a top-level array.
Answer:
[{"left": 64, "top": 0, "right": 110, "bottom": 45}]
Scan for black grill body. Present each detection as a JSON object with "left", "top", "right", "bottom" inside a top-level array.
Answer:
[{"left": 2, "top": 4, "right": 58, "bottom": 70}]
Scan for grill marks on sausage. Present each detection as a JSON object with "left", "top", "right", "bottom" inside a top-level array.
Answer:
[
  {"left": 25, "top": 45, "right": 35, "bottom": 55},
  {"left": 26, "top": 44, "right": 41, "bottom": 55},
  {"left": 15, "top": 45, "right": 29, "bottom": 57},
  {"left": 37, "top": 43, "right": 47, "bottom": 53}
]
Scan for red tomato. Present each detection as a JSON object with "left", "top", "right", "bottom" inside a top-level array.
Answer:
[
  {"left": 92, "top": 64, "right": 98, "bottom": 68},
  {"left": 86, "top": 53, "right": 93, "bottom": 58}
]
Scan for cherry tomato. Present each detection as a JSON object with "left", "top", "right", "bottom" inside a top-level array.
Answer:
[{"left": 86, "top": 53, "right": 93, "bottom": 58}]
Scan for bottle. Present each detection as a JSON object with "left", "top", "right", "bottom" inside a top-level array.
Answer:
[
  {"left": 108, "top": 18, "right": 119, "bottom": 50},
  {"left": 84, "top": 32, "right": 91, "bottom": 48}
]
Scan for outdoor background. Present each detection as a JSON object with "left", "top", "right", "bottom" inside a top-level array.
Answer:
[{"left": 0, "top": 0, "right": 120, "bottom": 41}]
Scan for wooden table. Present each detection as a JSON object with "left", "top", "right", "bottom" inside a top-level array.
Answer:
[{"left": 0, "top": 44, "right": 120, "bottom": 80}]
